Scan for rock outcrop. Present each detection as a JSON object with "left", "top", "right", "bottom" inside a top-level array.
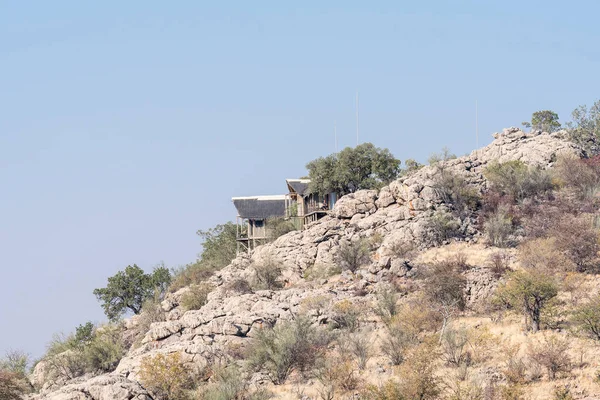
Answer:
[{"left": 31, "top": 129, "right": 583, "bottom": 399}]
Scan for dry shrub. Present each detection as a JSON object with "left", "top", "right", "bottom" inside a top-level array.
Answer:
[
  {"left": 387, "top": 240, "right": 416, "bottom": 259},
  {"left": 0, "top": 370, "right": 26, "bottom": 400},
  {"left": 380, "top": 323, "right": 415, "bottom": 366},
  {"left": 554, "top": 155, "right": 600, "bottom": 199},
  {"left": 374, "top": 285, "right": 399, "bottom": 324},
  {"left": 251, "top": 257, "right": 283, "bottom": 290},
  {"left": 337, "top": 238, "right": 371, "bottom": 273},
  {"left": 331, "top": 300, "right": 363, "bottom": 332},
  {"left": 563, "top": 272, "right": 585, "bottom": 305},
  {"left": 551, "top": 216, "right": 600, "bottom": 271},
  {"left": 426, "top": 209, "right": 462, "bottom": 245},
  {"left": 487, "top": 251, "right": 511, "bottom": 277},
  {"left": 431, "top": 170, "right": 480, "bottom": 216},
  {"left": 139, "top": 352, "right": 194, "bottom": 400},
  {"left": 396, "top": 341, "right": 441, "bottom": 400},
  {"left": 248, "top": 317, "right": 331, "bottom": 384},
  {"left": 518, "top": 237, "right": 574, "bottom": 273},
  {"left": 422, "top": 262, "right": 467, "bottom": 312},
  {"left": 572, "top": 294, "right": 600, "bottom": 340},
  {"left": 553, "top": 385, "right": 575, "bottom": 400},
  {"left": 484, "top": 206, "right": 515, "bottom": 247},
  {"left": 441, "top": 325, "right": 472, "bottom": 367},
  {"left": 181, "top": 283, "right": 213, "bottom": 311},
  {"left": 502, "top": 344, "right": 527, "bottom": 385},
  {"left": 223, "top": 278, "right": 253, "bottom": 295},
  {"left": 362, "top": 379, "right": 404, "bottom": 400},
  {"left": 315, "top": 353, "right": 361, "bottom": 400},
  {"left": 133, "top": 298, "right": 166, "bottom": 346},
  {"left": 200, "top": 365, "right": 273, "bottom": 400},
  {"left": 445, "top": 377, "right": 485, "bottom": 400},
  {"left": 396, "top": 298, "right": 442, "bottom": 338},
  {"left": 303, "top": 263, "right": 342, "bottom": 281},
  {"left": 527, "top": 334, "right": 571, "bottom": 380},
  {"left": 338, "top": 329, "right": 371, "bottom": 370},
  {"left": 484, "top": 160, "right": 553, "bottom": 201},
  {"left": 299, "top": 295, "right": 330, "bottom": 318}
]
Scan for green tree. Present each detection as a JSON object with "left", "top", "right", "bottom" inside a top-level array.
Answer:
[
  {"left": 522, "top": 110, "right": 561, "bottom": 132},
  {"left": 495, "top": 269, "right": 558, "bottom": 332},
  {"left": 566, "top": 100, "right": 600, "bottom": 155},
  {"left": 572, "top": 295, "right": 600, "bottom": 340},
  {"left": 306, "top": 143, "right": 401, "bottom": 196},
  {"left": 93, "top": 265, "right": 171, "bottom": 321},
  {"left": 196, "top": 222, "right": 238, "bottom": 270}
]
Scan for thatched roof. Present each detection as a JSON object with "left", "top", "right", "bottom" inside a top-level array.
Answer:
[
  {"left": 232, "top": 195, "right": 287, "bottom": 219},
  {"left": 286, "top": 179, "right": 310, "bottom": 196}
]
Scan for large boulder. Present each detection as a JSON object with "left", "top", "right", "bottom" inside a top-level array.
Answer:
[
  {"left": 333, "top": 190, "right": 378, "bottom": 218},
  {"left": 27, "top": 375, "right": 152, "bottom": 400}
]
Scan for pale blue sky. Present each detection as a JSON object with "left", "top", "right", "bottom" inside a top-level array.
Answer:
[{"left": 1, "top": 1, "right": 599, "bottom": 358}]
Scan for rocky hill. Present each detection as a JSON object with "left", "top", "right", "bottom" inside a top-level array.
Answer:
[{"left": 28, "top": 128, "right": 592, "bottom": 400}]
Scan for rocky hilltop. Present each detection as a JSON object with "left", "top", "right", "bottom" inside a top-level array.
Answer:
[{"left": 30, "top": 128, "right": 585, "bottom": 400}]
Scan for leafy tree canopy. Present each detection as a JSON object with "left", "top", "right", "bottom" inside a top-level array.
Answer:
[
  {"left": 196, "top": 222, "right": 238, "bottom": 270},
  {"left": 566, "top": 100, "right": 600, "bottom": 155},
  {"left": 522, "top": 110, "right": 561, "bottom": 133},
  {"left": 93, "top": 264, "right": 171, "bottom": 321},
  {"left": 306, "top": 142, "right": 401, "bottom": 196}
]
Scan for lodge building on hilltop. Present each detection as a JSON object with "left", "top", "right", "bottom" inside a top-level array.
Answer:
[{"left": 232, "top": 179, "right": 338, "bottom": 253}]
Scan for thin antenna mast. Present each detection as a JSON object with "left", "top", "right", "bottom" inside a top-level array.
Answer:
[
  {"left": 476, "top": 100, "right": 479, "bottom": 149},
  {"left": 356, "top": 92, "right": 359, "bottom": 145}
]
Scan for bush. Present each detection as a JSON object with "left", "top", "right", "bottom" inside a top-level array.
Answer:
[
  {"left": 431, "top": 171, "right": 480, "bottom": 216},
  {"left": 170, "top": 222, "right": 238, "bottom": 292},
  {"left": 82, "top": 325, "right": 125, "bottom": 373},
  {"left": 251, "top": 258, "right": 283, "bottom": 290},
  {"left": 503, "top": 344, "right": 527, "bottom": 385},
  {"left": 554, "top": 155, "right": 600, "bottom": 199},
  {"left": 248, "top": 317, "right": 331, "bottom": 384},
  {"left": 484, "top": 206, "right": 515, "bottom": 247},
  {"left": 339, "top": 330, "right": 371, "bottom": 370},
  {"left": 396, "top": 341, "right": 441, "bottom": 400},
  {"left": 223, "top": 278, "right": 253, "bottom": 295},
  {"left": 572, "top": 295, "right": 600, "bottom": 340},
  {"left": 553, "top": 385, "right": 575, "bottom": 400},
  {"left": 331, "top": 300, "right": 363, "bottom": 332},
  {"left": 374, "top": 285, "right": 398, "bottom": 324},
  {"left": 0, "top": 370, "right": 25, "bottom": 400},
  {"left": 551, "top": 216, "right": 600, "bottom": 271},
  {"left": 380, "top": 323, "right": 415, "bottom": 366},
  {"left": 266, "top": 217, "right": 297, "bottom": 241},
  {"left": 181, "top": 283, "right": 213, "bottom": 311},
  {"left": 566, "top": 100, "right": 600, "bottom": 156},
  {"left": 139, "top": 352, "right": 193, "bottom": 400},
  {"left": 441, "top": 325, "right": 472, "bottom": 367},
  {"left": 518, "top": 237, "right": 574, "bottom": 273},
  {"left": 133, "top": 298, "right": 166, "bottom": 346},
  {"left": 337, "top": 239, "right": 370, "bottom": 273},
  {"left": 527, "top": 335, "right": 571, "bottom": 380},
  {"left": 487, "top": 251, "right": 511, "bottom": 277},
  {"left": 485, "top": 160, "right": 553, "bottom": 202},
  {"left": 422, "top": 262, "right": 467, "bottom": 312},
  {"left": 426, "top": 210, "right": 461, "bottom": 245},
  {"left": 495, "top": 269, "right": 558, "bottom": 332},
  {"left": 200, "top": 365, "right": 262, "bottom": 400},
  {"left": 315, "top": 354, "right": 360, "bottom": 400},
  {"left": 303, "top": 263, "right": 342, "bottom": 281},
  {"left": 41, "top": 322, "right": 127, "bottom": 385}
]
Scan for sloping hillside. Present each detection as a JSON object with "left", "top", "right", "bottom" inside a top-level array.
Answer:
[{"left": 30, "top": 128, "right": 600, "bottom": 400}]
